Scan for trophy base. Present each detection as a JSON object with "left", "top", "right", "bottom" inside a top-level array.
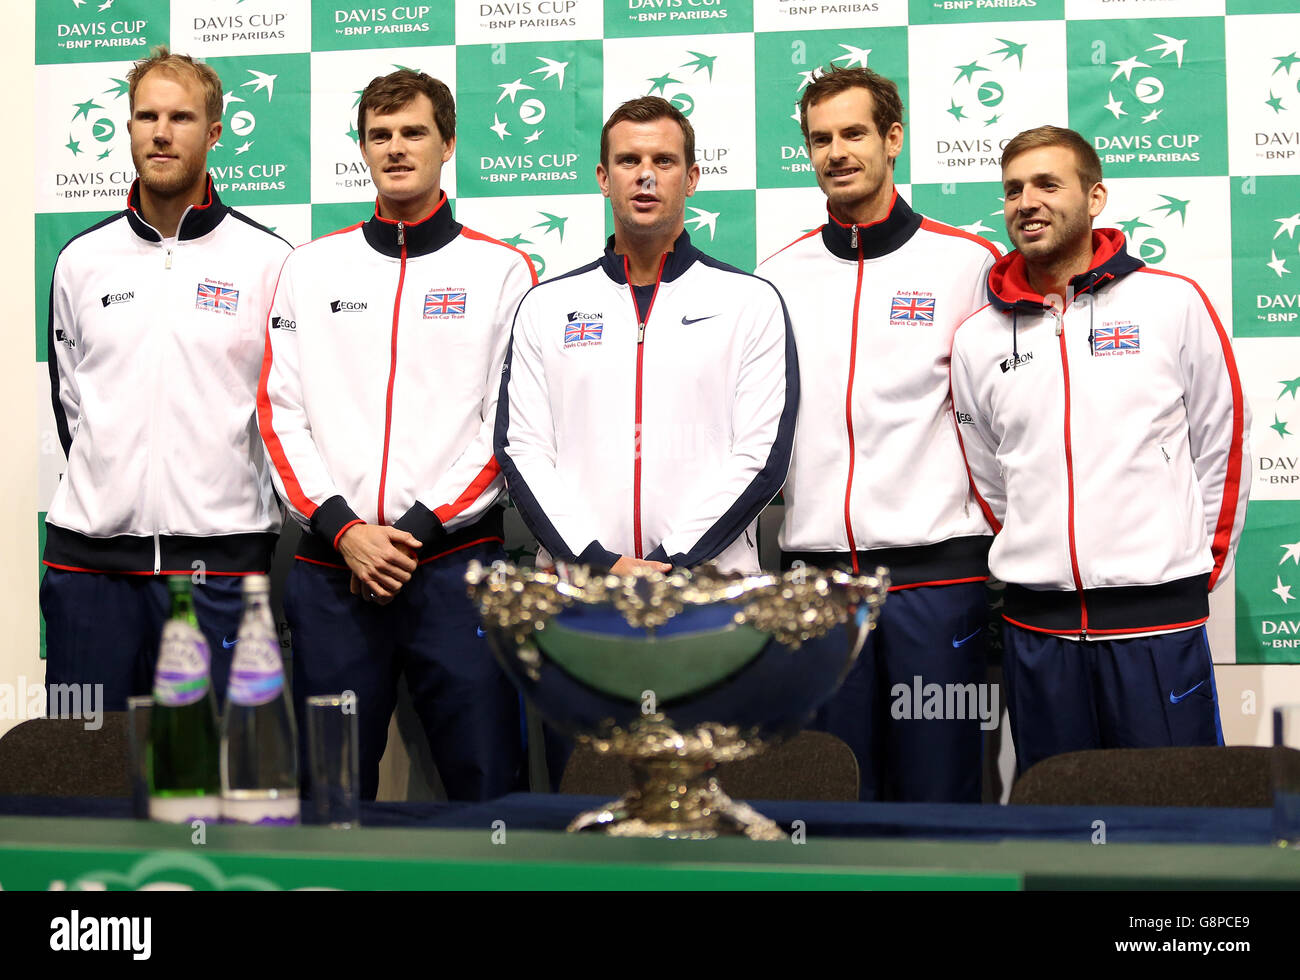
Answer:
[{"left": 566, "top": 754, "right": 785, "bottom": 841}]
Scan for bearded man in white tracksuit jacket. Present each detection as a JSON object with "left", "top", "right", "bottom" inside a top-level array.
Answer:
[
  {"left": 496, "top": 96, "right": 798, "bottom": 577},
  {"left": 950, "top": 126, "right": 1251, "bottom": 775},
  {"left": 43, "top": 49, "right": 289, "bottom": 711}
]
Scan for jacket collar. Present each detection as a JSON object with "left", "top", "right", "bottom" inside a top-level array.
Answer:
[
  {"left": 820, "top": 190, "right": 923, "bottom": 260},
  {"left": 987, "top": 227, "right": 1144, "bottom": 313},
  {"left": 125, "top": 176, "right": 226, "bottom": 243},
  {"left": 361, "top": 192, "right": 462, "bottom": 258},
  {"left": 599, "top": 229, "right": 700, "bottom": 285}
]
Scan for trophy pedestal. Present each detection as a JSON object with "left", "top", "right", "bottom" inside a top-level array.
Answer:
[{"left": 567, "top": 744, "right": 783, "bottom": 841}]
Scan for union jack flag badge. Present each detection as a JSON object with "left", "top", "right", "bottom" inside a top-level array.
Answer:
[
  {"left": 195, "top": 282, "right": 239, "bottom": 314},
  {"left": 424, "top": 289, "right": 467, "bottom": 318},
  {"left": 564, "top": 319, "right": 603, "bottom": 345},
  {"left": 1094, "top": 324, "right": 1140, "bottom": 353},
  {"left": 890, "top": 295, "right": 935, "bottom": 323}
]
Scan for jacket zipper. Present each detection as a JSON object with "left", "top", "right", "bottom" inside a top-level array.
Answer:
[
  {"left": 144, "top": 206, "right": 192, "bottom": 573},
  {"left": 629, "top": 253, "right": 668, "bottom": 561},
  {"left": 150, "top": 241, "right": 173, "bottom": 574},
  {"left": 842, "top": 236, "right": 865, "bottom": 574},
  {"left": 1055, "top": 308, "right": 1089, "bottom": 638},
  {"left": 376, "top": 221, "right": 406, "bottom": 527}
]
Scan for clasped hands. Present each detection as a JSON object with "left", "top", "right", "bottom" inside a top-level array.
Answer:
[{"left": 338, "top": 524, "right": 423, "bottom": 605}]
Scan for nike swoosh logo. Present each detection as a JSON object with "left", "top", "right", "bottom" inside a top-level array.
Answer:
[
  {"left": 681, "top": 315, "right": 716, "bottom": 325},
  {"left": 222, "top": 636, "right": 238, "bottom": 649},
  {"left": 1169, "top": 680, "right": 1206, "bottom": 704},
  {"left": 951, "top": 628, "right": 982, "bottom": 648}
]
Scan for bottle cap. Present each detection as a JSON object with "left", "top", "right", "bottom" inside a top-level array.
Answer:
[{"left": 242, "top": 574, "right": 271, "bottom": 595}]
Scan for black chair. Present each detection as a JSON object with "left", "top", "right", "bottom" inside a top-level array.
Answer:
[
  {"left": 559, "top": 729, "right": 860, "bottom": 802},
  {"left": 1009, "top": 746, "right": 1275, "bottom": 808},
  {"left": 0, "top": 714, "right": 131, "bottom": 797}
]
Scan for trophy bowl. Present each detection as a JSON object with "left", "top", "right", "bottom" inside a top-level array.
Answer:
[{"left": 466, "top": 560, "right": 889, "bottom": 840}]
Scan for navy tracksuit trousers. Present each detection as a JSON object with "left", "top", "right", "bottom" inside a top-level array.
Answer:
[
  {"left": 40, "top": 568, "right": 244, "bottom": 711},
  {"left": 1002, "top": 623, "right": 1223, "bottom": 775},
  {"left": 806, "top": 580, "right": 991, "bottom": 803},
  {"left": 284, "top": 541, "right": 523, "bottom": 802}
]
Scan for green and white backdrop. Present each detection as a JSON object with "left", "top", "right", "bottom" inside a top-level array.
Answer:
[{"left": 19, "top": 0, "right": 1300, "bottom": 746}]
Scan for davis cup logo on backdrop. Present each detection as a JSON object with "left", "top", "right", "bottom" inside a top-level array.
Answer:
[
  {"left": 1231, "top": 177, "right": 1300, "bottom": 339},
  {"left": 205, "top": 54, "right": 310, "bottom": 205},
  {"left": 909, "top": 182, "right": 1010, "bottom": 253},
  {"left": 944, "top": 37, "right": 1027, "bottom": 130},
  {"left": 755, "top": 28, "right": 909, "bottom": 189},
  {"left": 65, "top": 75, "right": 128, "bottom": 166},
  {"left": 605, "top": 34, "right": 755, "bottom": 189},
  {"left": 685, "top": 206, "right": 720, "bottom": 240},
  {"left": 182, "top": 0, "right": 293, "bottom": 48},
  {"left": 41, "top": 65, "right": 137, "bottom": 210},
  {"left": 906, "top": 0, "right": 1062, "bottom": 26},
  {"left": 1263, "top": 370, "right": 1300, "bottom": 458},
  {"left": 908, "top": 22, "right": 1064, "bottom": 184},
  {"left": 644, "top": 50, "right": 716, "bottom": 120},
  {"left": 921, "top": 35, "right": 1036, "bottom": 180},
  {"left": 604, "top": 0, "right": 751, "bottom": 38},
  {"left": 1108, "top": 192, "right": 1191, "bottom": 267},
  {"left": 37, "top": 0, "right": 165, "bottom": 66},
  {"left": 1225, "top": 15, "right": 1300, "bottom": 177},
  {"left": 1235, "top": 502, "right": 1300, "bottom": 664},
  {"left": 501, "top": 212, "right": 568, "bottom": 279},
  {"left": 752, "top": 0, "right": 903, "bottom": 33},
  {"left": 1068, "top": 20, "right": 1227, "bottom": 178},
  {"left": 457, "top": 41, "right": 603, "bottom": 198},
  {"left": 310, "top": 2, "right": 447, "bottom": 51}
]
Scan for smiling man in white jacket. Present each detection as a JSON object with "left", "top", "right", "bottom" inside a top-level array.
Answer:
[
  {"left": 496, "top": 97, "right": 797, "bottom": 576},
  {"left": 950, "top": 126, "right": 1251, "bottom": 774}
]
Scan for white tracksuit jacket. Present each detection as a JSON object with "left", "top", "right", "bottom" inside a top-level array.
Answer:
[
  {"left": 495, "top": 231, "right": 798, "bottom": 574},
  {"left": 258, "top": 195, "right": 536, "bottom": 564},
  {"left": 44, "top": 178, "right": 289, "bottom": 575},
  {"left": 950, "top": 229, "right": 1251, "bottom": 638},
  {"left": 758, "top": 192, "right": 999, "bottom": 586}
]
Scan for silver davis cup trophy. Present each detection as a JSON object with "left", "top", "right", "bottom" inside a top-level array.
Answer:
[{"left": 466, "top": 561, "right": 889, "bottom": 840}]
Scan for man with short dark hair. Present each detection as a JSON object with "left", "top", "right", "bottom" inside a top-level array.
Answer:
[
  {"left": 259, "top": 69, "right": 534, "bottom": 800},
  {"left": 950, "top": 125, "right": 1250, "bottom": 774},
  {"left": 43, "top": 46, "right": 290, "bottom": 709},
  {"left": 757, "top": 66, "right": 999, "bottom": 803},
  {"left": 496, "top": 95, "right": 796, "bottom": 576}
]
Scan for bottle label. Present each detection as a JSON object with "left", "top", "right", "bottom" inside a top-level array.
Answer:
[
  {"left": 228, "top": 636, "right": 285, "bottom": 706},
  {"left": 221, "top": 797, "right": 300, "bottom": 826},
  {"left": 153, "top": 622, "right": 211, "bottom": 707},
  {"left": 150, "top": 795, "right": 220, "bottom": 824}
]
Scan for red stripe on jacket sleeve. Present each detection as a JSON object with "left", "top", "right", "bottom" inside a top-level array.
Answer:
[
  {"left": 433, "top": 458, "right": 502, "bottom": 524},
  {"left": 256, "top": 266, "right": 320, "bottom": 521},
  {"left": 1140, "top": 267, "right": 1245, "bottom": 591},
  {"left": 948, "top": 309, "right": 1002, "bottom": 533}
]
